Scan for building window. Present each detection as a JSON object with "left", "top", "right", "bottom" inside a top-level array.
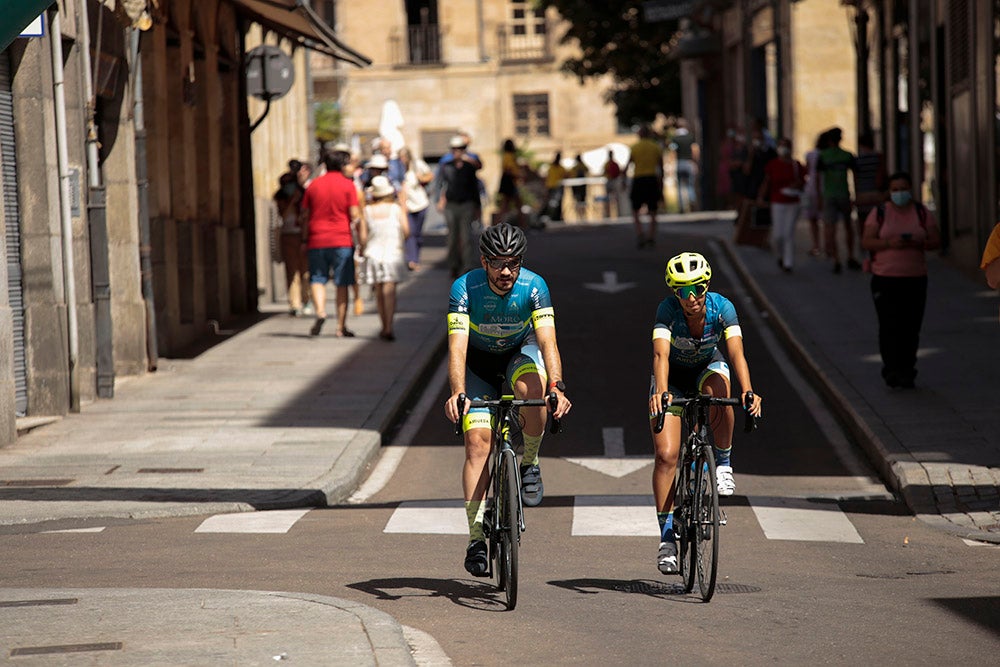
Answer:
[
  {"left": 510, "top": 1, "right": 545, "bottom": 37},
  {"left": 499, "top": 2, "right": 550, "bottom": 61},
  {"left": 513, "top": 93, "right": 549, "bottom": 136}
]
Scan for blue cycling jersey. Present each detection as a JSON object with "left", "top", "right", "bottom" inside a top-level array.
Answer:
[
  {"left": 448, "top": 268, "right": 554, "bottom": 353},
  {"left": 652, "top": 292, "right": 742, "bottom": 368}
]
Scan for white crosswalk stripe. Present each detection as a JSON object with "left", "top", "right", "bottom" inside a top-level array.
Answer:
[
  {"left": 194, "top": 508, "right": 312, "bottom": 534},
  {"left": 749, "top": 496, "right": 864, "bottom": 543},
  {"left": 378, "top": 495, "right": 867, "bottom": 543}
]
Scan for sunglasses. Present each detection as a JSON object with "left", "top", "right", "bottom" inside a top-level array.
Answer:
[
  {"left": 485, "top": 257, "right": 522, "bottom": 271},
  {"left": 673, "top": 283, "right": 709, "bottom": 299}
]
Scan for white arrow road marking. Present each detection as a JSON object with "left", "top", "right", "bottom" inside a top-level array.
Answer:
[
  {"left": 383, "top": 499, "right": 468, "bottom": 534},
  {"left": 572, "top": 495, "right": 658, "bottom": 536},
  {"left": 750, "top": 496, "right": 864, "bottom": 543},
  {"left": 583, "top": 271, "right": 636, "bottom": 294},
  {"left": 962, "top": 539, "right": 1000, "bottom": 548},
  {"left": 42, "top": 526, "right": 106, "bottom": 534},
  {"left": 194, "top": 508, "right": 311, "bottom": 534},
  {"left": 564, "top": 427, "right": 651, "bottom": 478}
]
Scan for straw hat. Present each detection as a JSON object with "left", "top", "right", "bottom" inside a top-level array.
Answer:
[{"left": 367, "top": 175, "right": 395, "bottom": 199}]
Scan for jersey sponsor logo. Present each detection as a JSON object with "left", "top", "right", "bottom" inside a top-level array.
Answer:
[
  {"left": 531, "top": 307, "right": 555, "bottom": 328},
  {"left": 447, "top": 313, "right": 470, "bottom": 335}
]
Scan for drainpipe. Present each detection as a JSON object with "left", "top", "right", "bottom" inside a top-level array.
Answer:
[
  {"left": 130, "top": 28, "right": 158, "bottom": 371},
  {"left": 79, "top": 0, "right": 114, "bottom": 397},
  {"left": 49, "top": 8, "right": 81, "bottom": 412}
]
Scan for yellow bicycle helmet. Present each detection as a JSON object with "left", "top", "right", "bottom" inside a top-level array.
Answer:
[{"left": 665, "top": 252, "right": 712, "bottom": 288}]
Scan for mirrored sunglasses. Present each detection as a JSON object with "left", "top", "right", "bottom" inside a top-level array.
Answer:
[
  {"left": 485, "top": 257, "right": 522, "bottom": 271},
  {"left": 674, "top": 283, "right": 709, "bottom": 299}
]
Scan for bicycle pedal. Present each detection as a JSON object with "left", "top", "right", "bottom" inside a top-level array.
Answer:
[{"left": 720, "top": 510, "right": 728, "bottom": 526}]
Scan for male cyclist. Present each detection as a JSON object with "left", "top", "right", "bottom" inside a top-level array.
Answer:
[
  {"left": 444, "top": 223, "right": 572, "bottom": 576},
  {"left": 648, "top": 252, "right": 762, "bottom": 574}
]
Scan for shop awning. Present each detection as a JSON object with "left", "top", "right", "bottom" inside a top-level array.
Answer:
[
  {"left": 228, "top": 0, "right": 371, "bottom": 67},
  {"left": 0, "top": 0, "right": 51, "bottom": 52}
]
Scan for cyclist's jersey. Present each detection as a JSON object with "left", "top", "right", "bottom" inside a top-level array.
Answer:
[
  {"left": 651, "top": 292, "right": 742, "bottom": 369},
  {"left": 448, "top": 268, "right": 554, "bottom": 354}
]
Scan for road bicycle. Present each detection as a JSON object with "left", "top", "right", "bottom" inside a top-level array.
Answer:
[
  {"left": 655, "top": 391, "right": 756, "bottom": 602},
  {"left": 456, "top": 391, "right": 560, "bottom": 610}
]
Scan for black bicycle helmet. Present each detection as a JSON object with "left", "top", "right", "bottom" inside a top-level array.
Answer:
[{"left": 479, "top": 223, "right": 527, "bottom": 257}]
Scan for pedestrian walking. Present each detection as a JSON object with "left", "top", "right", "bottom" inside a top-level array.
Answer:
[
  {"left": 756, "top": 137, "right": 805, "bottom": 272},
  {"left": 300, "top": 151, "right": 361, "bottom": 337},
  {"left": 803, "top": 131, "right": 829, "bottom": 257},
  {"left": 628, "top": 124, "right": 664, "bottom": 248},
  {"left": 273, "top": 172, "right": 311, "bottom": 316},
  {"left": 602, "top": 149, "right": 622, "bottom": 218},
  {"left": 399, "top": 146, "right": 433, "bottom": 271},
  {"left": 571, "top": 154, "right": 588, "bottom": 222},
  {"left": 860, "top": 171, "right": 941, "bottom": 388},
  {"left": 497, "top": 138, "right": 525, "bottom": 227},
  {"left": 360, "top": 176, "right": 409, "bottom": 341},
  {"left": 669, "top": 118, "right": 699, "bottom": 213},
  {"left": 437, "top": 135, "right": 483, "bottom": 278},
  {"left": 818, "top": 127, "right": 860, "bottom": 273},
  {"left": 543, "top": 152, "right": 566, "bottom": 222}
]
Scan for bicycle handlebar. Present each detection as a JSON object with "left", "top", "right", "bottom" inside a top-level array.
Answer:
[
  {"left": 653, "top": 391, "right": 757, "bottom": 434},
  {"left": 454, "top": 392, "right": 562, "bottom": 436}
]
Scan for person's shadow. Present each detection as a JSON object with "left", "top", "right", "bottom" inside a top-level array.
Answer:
[
  {"left": 347, "top": 576, "right": 508, "bottom": 611},
  {"left": 548, "top": 577, "right": 761, "bottom": 602}
]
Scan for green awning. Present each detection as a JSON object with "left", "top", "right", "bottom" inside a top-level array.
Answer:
[{"left": 1, "top": 0, "right": 52, "bottom": 53}]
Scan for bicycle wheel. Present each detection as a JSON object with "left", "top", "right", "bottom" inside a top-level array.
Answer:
[
  {"left": 693, "top": 442, "right": 720, "bottom": 601},
  {"left": 497, "top": 448, "right": 520, "bottom": 610},
  {"left": 676, "top": 441, "right": 697, "bottom": 594}
]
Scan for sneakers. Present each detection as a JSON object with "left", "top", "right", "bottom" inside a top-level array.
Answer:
[
  {"left": 464, "top": 540, "right": 489, "bottom": 577},
  {"left": 716, "top": 465, "right": 735, "bottom": 496},
  {"left": 520, "top": 464, "right": 544, "bottom": 507},
  {"left": 657, "top": 541, "right": 679, "bottom": 574}
]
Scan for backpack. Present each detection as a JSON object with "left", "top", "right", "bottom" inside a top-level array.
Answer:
[{"left": 863, "top": 202, "right": 927, "bottom": 272}]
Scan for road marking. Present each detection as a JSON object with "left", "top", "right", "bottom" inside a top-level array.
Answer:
[
  {"left": 749, "top": 496, "right": 864, "bottom": 543},
  {"left": 383, "top": 499, "right": 468, "bottom": 534},
  {"left": 194, "top": 509, "right": 311, "bottom": 534},
  {"left": 571, "top": 495, "right": 658, "bottom": 536},
  {"left": 563, "top": 427, "right": 652, "bottom": 478},
  {"left": 962, "top": 539, "right": 1000, "bottom": 548},
  {"left": 583, "top": 271, "right": 636, "bottom": 294},
  {"left": 348, "top": 360, "right": 449, "bottom": 504},
  {"left": 41, "top": 527, "right": 106, "bottom": 534}
]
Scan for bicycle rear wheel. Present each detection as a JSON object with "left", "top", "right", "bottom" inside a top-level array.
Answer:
[
  {"left": 693, "top": 443, "right": 720, "bottom": 601},
  {"left": 497, "top": 448, "right": 520, "bottom": 610},
  {"left": 677, "top": 442, "right": 697, "bottom": 594}
]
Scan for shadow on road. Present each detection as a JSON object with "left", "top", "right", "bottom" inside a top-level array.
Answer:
[
  {"left": 347, "top": 577, "right": 508, "bottom": 611},
  {"left": 547, "top": 578, "right": 762, "bottom": 601}
]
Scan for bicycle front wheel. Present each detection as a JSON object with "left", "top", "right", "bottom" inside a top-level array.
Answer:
[
  {"left": 497, "top": 448, "right": 520, "bottom": 610},
  {"left": 693, "top": 443, "right": 720, "bottom": 601},
  {"left": 677, "top": 441, "right": 697, "bottom": 594}
]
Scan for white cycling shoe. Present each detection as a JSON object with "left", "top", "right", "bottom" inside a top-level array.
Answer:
[
  {"left": 657, "top": 541, "right": 678, "bottom": 574},
  {"left": 716, "top": 465, "right": 735, "bottom": 496}
]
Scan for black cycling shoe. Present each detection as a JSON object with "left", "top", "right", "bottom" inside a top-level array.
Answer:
[
  {"left": 464, "top": 540, "right": 489, "bottom": 577},
  {"left": 520, "top": 464, "right": 544, "bottom": 507}
]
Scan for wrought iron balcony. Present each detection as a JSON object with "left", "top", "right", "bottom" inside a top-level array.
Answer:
[
  {"left": 391, "top": 24, "right": 442, "bottom": 66},
  {"left": 497, "top": 19, "right": 552, "bottom": 63}
]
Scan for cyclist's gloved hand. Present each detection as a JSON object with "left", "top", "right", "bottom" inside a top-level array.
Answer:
[{"left": 445, "top": 392, "right": 469, "bottom": 424}]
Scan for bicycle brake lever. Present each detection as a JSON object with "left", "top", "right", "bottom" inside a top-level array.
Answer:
[
  {"left": 547, "top": 391, "right": 561, "bottom": 434},
  {"left": 742, "top": 391, "right": 757, "bottom": 433},
  {"left": 454, "top": 393, "right": 466, "bottom": 436},
  {"left": 653, "top": 392, "right": 669, "bottom": 434}
]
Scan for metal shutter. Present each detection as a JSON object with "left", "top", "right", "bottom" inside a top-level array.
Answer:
[{"left": 1, "top": 49, "right": 28, "bottom": 416}]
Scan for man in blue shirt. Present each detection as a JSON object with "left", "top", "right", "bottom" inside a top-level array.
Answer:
[{"left": 444, "top": 224, "right": 572, "bottom": 576}]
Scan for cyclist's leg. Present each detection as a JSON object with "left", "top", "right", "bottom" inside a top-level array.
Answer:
[
  {"left": 650, "top": 373, "right": 687, "bottom": 574},
  {"left": 461, "top": 369, "right": 498, "bottom": 575},
  {"left": 698, "top": 355, "right": 736, "bottom": 495},
  {"left": 508, "top": 341, "right": 548, "bottom": 506}
]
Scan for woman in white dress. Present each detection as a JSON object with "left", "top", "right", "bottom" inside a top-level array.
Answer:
[{"left": 360, "top": 176, "right": 410, "bottom": 340}]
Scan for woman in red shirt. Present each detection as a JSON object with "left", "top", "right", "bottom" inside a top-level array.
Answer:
[{"left": 757, "top": 137, "right": 805, "bottom": 273}]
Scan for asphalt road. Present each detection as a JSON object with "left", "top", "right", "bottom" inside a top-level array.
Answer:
[{"left": 2, "top": 225, "right": 998, "bottom": 665}]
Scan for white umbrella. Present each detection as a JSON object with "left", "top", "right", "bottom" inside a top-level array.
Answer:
[{"left": 378, "top": 100, "right": 406, "bottom": 157}]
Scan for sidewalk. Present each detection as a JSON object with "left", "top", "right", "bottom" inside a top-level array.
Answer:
[
  {"left": 723, "top": 219, "right": 1000, "bottom": 543},
  {"left": 1, "top": 243, "right": 453, "bottom": 665}
]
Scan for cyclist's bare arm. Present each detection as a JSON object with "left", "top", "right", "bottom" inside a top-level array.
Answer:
[
  {"left": 724, "top": 335, "right": 762, "bottom": 416},
  {"left": 534, "top": 324, "right": 571, "bottom": 418},
  {"left": 650, "top": 337, "right": 672, "bottom": 417},
  {"left": 445, "top": 331, "right": 470, "bottom": 423}
]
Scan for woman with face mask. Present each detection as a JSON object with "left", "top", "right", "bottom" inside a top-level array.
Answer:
[
  {"left": 860, "top": 172, "right": 941, "bottom": 388},
  {"left": 756, "top": 137, "right": 805, "bottom": 273}
]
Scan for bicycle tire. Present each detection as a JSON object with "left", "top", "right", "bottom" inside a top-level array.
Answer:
[
  {"left": 694, "top": 442, "right": 720, "bottom": 601},
  {"left": 498, "top": 448, "right": 520, "bottom": 610},
  {"left": 677, "top": 437, "right": 697, "bottom": 594}
]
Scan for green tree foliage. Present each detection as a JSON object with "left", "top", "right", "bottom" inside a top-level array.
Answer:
[
  {"left": 537, "top": 1, "right": 682, "bottom": 125},
  {"left": 314, "top": 101, "right": 342, "bottom": 144}
]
